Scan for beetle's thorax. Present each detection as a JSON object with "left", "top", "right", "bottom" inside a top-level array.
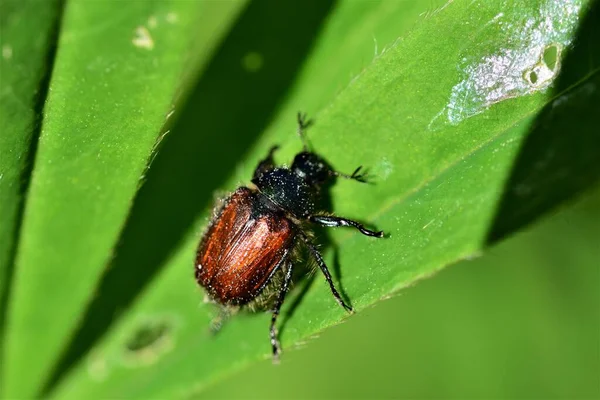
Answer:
[{"left": 252, "top": 167, "right": 318, "bottom": 218}]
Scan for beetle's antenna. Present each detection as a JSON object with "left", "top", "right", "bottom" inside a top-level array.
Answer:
[{"left": 297, "top": 112, "right": 313, "bottom": 152}]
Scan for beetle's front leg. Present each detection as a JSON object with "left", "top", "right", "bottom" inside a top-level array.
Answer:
[
  {"left": 309, "top": 215, "right": 384, "bottom": 238},
  {"left": 332, "top": 165, "right": 370, "bottom": 183},
  {"left": 253, "top": 145, "right": 279, "bottom": 180}
]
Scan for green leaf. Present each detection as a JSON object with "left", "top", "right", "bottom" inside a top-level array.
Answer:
[
  {"left": 2, "top": 0, "right": 245, "bottom": 397},
  {"left": 0, "top": 1, "right": 63, "bottom": 390},
  {"left": 202, "top": 187, "right": 600, "bottom": 399},
  {"left": 47, "top": 0, "right": 600, "bottom": 399}
]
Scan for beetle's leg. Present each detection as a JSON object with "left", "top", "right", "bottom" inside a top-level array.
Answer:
[
  {"left": 297, "top": 112, "right": 313, "bottom": 131},
  {"left": 297, "top": 112, "right": 313, "bottom": 151},
  {"left": 253, "top": 145, "right": 279, "bottom": 180},
  {"left": 209, "top": 306, "right": 233, "bottom": 335},
  {"left": 270, "top": 261, "right": 294, "bottom": 361},
  {"left": 300, "top": 233, "right": 353, "bottom": 313},
  {"left": 309, "top": 215, "right": 384, "bottom": 238},
  {"left": 332, "top": 165, "right": 370, "bottom": 183}
]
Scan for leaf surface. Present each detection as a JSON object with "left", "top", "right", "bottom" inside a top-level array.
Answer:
[
  {"left": 0, "top": 2, "right": 63, "bottom": 390},
  {"left": 37, "top": 0, "right": 600, "bottom": 398}
]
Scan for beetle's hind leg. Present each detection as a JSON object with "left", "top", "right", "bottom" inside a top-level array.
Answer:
[
  {"left": 309, "top": 215, "right": 384, "bottom": 238},
  {"left": 253, "top": 145, "right": 279, "bottom": 180},
  {"left": 270, "top": 261, "right": 294, "bottom": 362}
]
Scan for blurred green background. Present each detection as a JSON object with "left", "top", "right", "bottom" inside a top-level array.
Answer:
[{"left": 203, "top": 189, "right": 600, "bottom": 399}]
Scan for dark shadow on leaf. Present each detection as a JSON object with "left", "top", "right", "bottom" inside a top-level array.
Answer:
[
  {"left": 485, "top": 2, "right": 600, "bottom": 244},
  {"left": 41, "top": 0, "right": 335, "bottom": 395}
]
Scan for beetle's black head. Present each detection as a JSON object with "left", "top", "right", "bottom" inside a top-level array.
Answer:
[{"left": 291, "top": 151, "right": 332, "bottom": 186}]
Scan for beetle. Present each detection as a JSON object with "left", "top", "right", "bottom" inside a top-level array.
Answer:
[{"left": 195, "top": 113, "right": 384, "bottom": 359}]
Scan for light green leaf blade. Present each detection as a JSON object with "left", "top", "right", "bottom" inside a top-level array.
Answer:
[
  {"left": 2, "top": 0, "right": 245, "bottom": 397},
  {"left": 0, "top": 1, "right": 62, "bottom": 389},
  {"left": 52, "top": 0, "right": 600, "bottom": 398}
]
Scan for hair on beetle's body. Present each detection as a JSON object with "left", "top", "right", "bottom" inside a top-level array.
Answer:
[{"left": 195, "top": 113, "right": 384, "bottom": 360}]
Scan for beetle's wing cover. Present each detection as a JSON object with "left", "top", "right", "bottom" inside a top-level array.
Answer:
[{"left": 196, "top": 187, "right": 294, "bottom": 305}]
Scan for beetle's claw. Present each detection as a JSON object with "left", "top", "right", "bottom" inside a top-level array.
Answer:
[
  {"left": 272, "top": 342, "right": 282, "bottom": 364},
  {"left": 337, "top": 299, "right": 353, "bottom": 314}
]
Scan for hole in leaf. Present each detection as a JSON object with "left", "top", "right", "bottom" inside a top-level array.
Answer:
[
  {"left": 528, "top": 70, "right": 538, "bottom": 85},
  {"left": 122, "top": 318, "right": 174, "bottom": 366},
  {"left": 125, "top": 320, "right": 170, "bottom": 352},
  {"left": 542, "top": 44, "right": 559, "bottom": 71}
]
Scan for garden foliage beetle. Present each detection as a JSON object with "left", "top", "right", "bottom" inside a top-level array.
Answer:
[{"left": 195, "top": 113, "right": 384, "bottom": 359}]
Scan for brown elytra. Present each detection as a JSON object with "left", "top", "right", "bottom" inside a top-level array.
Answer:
[{"left": 196, "top": 187, "right": 294, "bottom": 305}]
